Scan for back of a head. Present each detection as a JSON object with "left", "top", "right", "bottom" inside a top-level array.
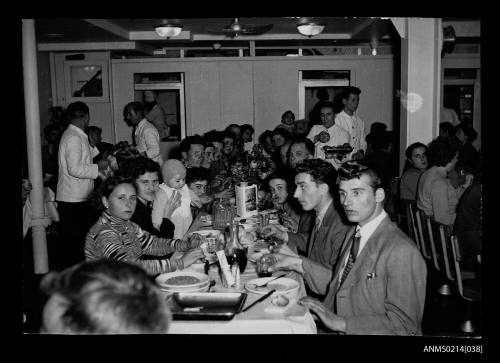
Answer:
[
  {"left": 66, "top": 101, "right": 89, "bottom": 121},
  {"left": 40, "top": 260, "right": 171, "bottom": 334},
  {"left": 427, "top": 137, "right": 461, "bottom": 167}
]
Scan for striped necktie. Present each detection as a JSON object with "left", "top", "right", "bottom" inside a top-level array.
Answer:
[{"left": 340, "top": 226, "right": 361, "bottom": 286}]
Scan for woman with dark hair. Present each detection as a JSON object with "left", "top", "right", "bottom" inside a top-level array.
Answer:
[
  {"left": 263, "top": 169, "right": 303, "bottom": 233},
  {"left": 258, "top": 130, "right": 275, "bottom": 158},
  {"left": 399, "top": 142, "right": 428, "bottom": 203},
  {"left": 121, "top": 157, "right": 177, "bottom": 238},
  {"left": 417, "top": 137, "right": 473, "bottom": 226},
  {"left": 85, "top": 175, "right": 204, "bottom": 275}
]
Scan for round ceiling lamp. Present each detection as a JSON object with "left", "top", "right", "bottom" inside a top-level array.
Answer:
[
  {"left": 155, "top": 23, "right": 183, "bottom": 38},
  {"left": 297, "top": 23, "right": 325, "bottom": 37}
]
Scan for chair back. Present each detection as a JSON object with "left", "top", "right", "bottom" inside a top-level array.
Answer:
[
  {"left": 430, "top": 219, "right": 456, "bottom": 281},
  {"left": 450, "top": 235, "right": 465, "bottom": 299},
  {"left": 406, "top": 202, "right": 420, "bottom": 251},
  {"left": 409, "top": 204, "right": 430, "bottom": 260},
  {"left": 422, "top": 213, "right": 440, "bottom": 271}
]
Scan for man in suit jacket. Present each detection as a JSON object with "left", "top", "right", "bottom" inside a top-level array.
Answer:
[
  {"left": 263, "top": 159, "right": 351, "bottom": 293},
  {"left": 273, "top": 162, "right": 427, "bottom": 335}
]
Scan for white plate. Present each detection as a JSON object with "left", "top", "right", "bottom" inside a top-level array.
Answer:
[
  {"left": 245, "top": 277, "right": 300, "bottom": 297},
  {"left": 156, "top": 271, "right": 209, "bottom": 288},
  {"left": 188, "top": 229, "right": 222, "bottom": 238}
]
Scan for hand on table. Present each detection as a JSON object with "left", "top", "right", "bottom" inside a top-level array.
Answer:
[
  {"left": 268, "top": 252, "right": 304, "bottom": 274},
  {"left": 180, "top": 248, "right": 205, "bottom": 268},
  {"left": 262, "top": 224, "right": 289, "bottom": 243},
  {"left": 187, "top": 232, "right": 204, "bottom": 248},
  {"left": 298, "top": 297, "right": 346, "bottom": 332}
]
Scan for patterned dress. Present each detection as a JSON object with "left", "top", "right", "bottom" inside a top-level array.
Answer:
[{"left": 85, "top": 211, "right": 193, "bottom": 275}]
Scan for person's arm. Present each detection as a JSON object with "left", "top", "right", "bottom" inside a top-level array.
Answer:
[
  {"left": 151, "top": 189, "right": 167, "bottom": 230},
  {"left": 287, "top": 231, "right": 309, "bottom": 254},
  {"left": 343, "top": 243, "right": 427, "bottom": 335},
  {"left": 431, "top": 179, "right": 455, "bottom": 225},
  {"left": 135, "top": 223, "right": 192, "bottom": 255},
  {"left": 301, "top": 257, "right": 334, "bottom": 295},
  {"left": 358, "top": 117, "right": 367, "bottom": 152},
  {"left": 65, "top": 135, "right": 98, "bottom": 179},
  {"left": 143, "top": 126, "right": 161, "bottom": 161}
]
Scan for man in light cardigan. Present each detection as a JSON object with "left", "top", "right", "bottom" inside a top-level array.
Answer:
[{"left": 56, "top": 101, "right": 110, "bottom": 269}]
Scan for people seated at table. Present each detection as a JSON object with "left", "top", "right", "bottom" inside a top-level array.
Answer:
[
  {"left": 263, "top": 169, "right": 303, "bottom": 233},
  {"left": 225, "top": 123, "right": 243, "bottom": 153},
  {"left": 186, "top": 166, "right": 213, "bottom": 219},
  {"left": 262, "top": 159, "right": 351, "bottom": 295},
  {"left": 179, "top": 134, "right": 205, "bottom": 168},
  {"left": 121, "top": 157, "right": 176, "bottom": 238},
  {"left": 293, "top": 119, "right": 311, "bottom": 137},
  {"left": 123, "top": 101, "right": 163, "bottom": 165},
  {"left": 275, "top": 110, "right": 295, "bottom": 135},
  {"left": 271, "top": 127, "right": 291, "bottom": 151},
  {"left": 307, "top": 101, "right": 350, "bottom": 168},
  {"left": 221, "top": 130, "right": 241, "bottom": 167},
  {"left": 240, "top": 124, "right": 255, "bottom": 152},
  {"left": 455, "top": 123, "right": 480, "bottom": 178},
  {"left": 287, "top": 136, "right": 314, "bottom": 170},
  {"left": 399, "top": 142, "right": 428, "bottom": 204},
  {"left": 417, "top": 137, "right": 473, "bottom": 226},
  {"left": 40, "top": 260, "right": 172, "bottom": 334},
  {"left": 278, "top": 140, "right": 292, "bottom": 167},
  {"left": 274, "top": 162, "right": 426, "bottom": 335},
  {"left": 258, "top": 130, "right": 275, "bottom": 158},
  {"left": 85, "top": 175, "right": 203, "bottom": 275},
  {"left": 152, "top": 159, "right": 192, "bottom": 239}
]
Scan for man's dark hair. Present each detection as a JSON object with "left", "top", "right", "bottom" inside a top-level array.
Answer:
[
  {"left": 456, "top": 124, "right": 478, "bottom": 144},
  {"left": 338, "top": 161, "right": 383, "bottom": 191},
  {"left": 342, "top": 86, "right": 361, "bottom": 101},
  {"left": 281, "top": 110, "right": 295, "bottom": 120},
  {"left": 426, "top": 136, "right": 461, "bottom": 167},
  {"left": 186, "top": 167, "right": 210, "bottom": 185},
  {"left": 295, "top": 159, "right": 338, "bottom": 197},
  {"left": 179, "top": 134, "right": 205, "bottom": 154},
  {"left": 271, "top": 128, "right": 292, "bottom": 142},
  {"left": 66, "top": 101, "right": 89, "bottom": 121},
  {"left": 318, "top": 101, "right": 336, "bottom": 112},
  {"left": 87, "top": 126, "right": 102, "bottom": 134},
  {"left": 221, "top": 130, "right": 236, "bottom": 142},
  {"left": 121, "top": 156, "right": 162, "bottom": 185},
  {"left": 240, "top": 124, "right": 254, "bottom": 134},
  {"left": 439, "top": 122, "right": 455, "bottom": 137},
  {"left": 204, "top": 130, "right": 223, "bottom": 144},
  {"left": 40, "top": 260, "right": 171, "bottom": 334},
  {"left": 288, "top": 136, "right": 315, "bottom": 156},
  {"left": 124, "top": 101, "right": 144, "bottom": 117}
]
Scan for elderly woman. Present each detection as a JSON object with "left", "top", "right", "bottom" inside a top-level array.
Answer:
[
  {"left": 85, "top": 175, "right": 204, "bottom": 275},
  {"left": 263, "top": 169, "right": 303, "bottom": 233}
]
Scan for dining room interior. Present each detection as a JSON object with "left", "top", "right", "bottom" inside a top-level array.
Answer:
[{"left": 21, "top": 17, "right": 483, "bottom": 339}]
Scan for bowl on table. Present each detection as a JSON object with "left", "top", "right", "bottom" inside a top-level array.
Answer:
[{"left": 156, "top": 271, "right": 210, "bottom": 295}]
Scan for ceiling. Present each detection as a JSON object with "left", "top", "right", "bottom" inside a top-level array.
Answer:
[{"left": 34, "top": 17, "right": 480, "bottom": 55}]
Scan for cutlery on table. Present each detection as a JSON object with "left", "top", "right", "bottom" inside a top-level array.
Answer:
[
  {"left": 241, "top": 289, "right": 276, "bottom": 313},
  {"left": 255, "top": 273, "right": 287, "bottom": 287}
]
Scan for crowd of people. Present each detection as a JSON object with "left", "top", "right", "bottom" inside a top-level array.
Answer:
[{"left": 22, "top": 85, "right": 481, "bottom": 334}]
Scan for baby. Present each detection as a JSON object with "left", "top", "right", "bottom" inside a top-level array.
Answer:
[{"left": 152, "top": 159, "right": 193, "bottom": 239}]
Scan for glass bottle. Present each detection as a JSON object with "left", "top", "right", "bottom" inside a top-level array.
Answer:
[
  {"left": 213, "top": 198, "right": 232, "bottom": 230},
  {"left": 225, "top": 221, "right": 248, "bottom": 273}
]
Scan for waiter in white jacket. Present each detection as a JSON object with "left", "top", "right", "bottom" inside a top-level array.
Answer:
[
  {"left": 124, "top": 101, "right": 164, "bottom": 166},
  {"left": 56, "top": 101, "right": 110, "bottom": 269}
]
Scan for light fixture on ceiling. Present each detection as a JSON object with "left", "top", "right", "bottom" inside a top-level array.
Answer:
[
  {"left": 297, "top": 22, "right": 325, "bottom": 37},
  {"left": 155, "top": 23, "right": 183, "bottom": 38},
  {"left": 370, "top": 40, "right": 378, "bottom": 56}
]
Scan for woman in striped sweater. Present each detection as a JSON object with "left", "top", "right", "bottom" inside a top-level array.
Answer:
[{"left": 85, "top": 175, "right": 204, "bottom": 275}]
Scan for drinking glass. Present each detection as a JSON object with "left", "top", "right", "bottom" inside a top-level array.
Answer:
[{"left": 256, "top": 254, "right": 277, "bottom": 277}]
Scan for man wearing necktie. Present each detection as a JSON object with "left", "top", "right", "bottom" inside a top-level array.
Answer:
[
  {"left": 262, "top": 159, "right": 351, "bottom": 297},
  {"left": 287, "top": 162, "right": 426, "bottom": 335}
]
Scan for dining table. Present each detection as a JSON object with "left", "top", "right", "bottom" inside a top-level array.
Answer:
[{"left": 167, "top": 211, "right": 318, "bottom": 334}]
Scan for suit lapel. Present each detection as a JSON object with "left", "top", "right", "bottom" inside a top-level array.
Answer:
[
  {"left": 330, "top": 226, "right": 356, "bottom": 293},
  {"left": 338, "top": 216, "right": 394, "bottom": 289},
  {"left": 307, "top": 202, "right": 339, "bottom": 255}
]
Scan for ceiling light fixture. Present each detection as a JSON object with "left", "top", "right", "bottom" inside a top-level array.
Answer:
[
  {"left": 155, "top": 23, "right": 183, "bottom": 38},
  {"left": 297, "top": 23, "right": 325, "bottom": 37}
]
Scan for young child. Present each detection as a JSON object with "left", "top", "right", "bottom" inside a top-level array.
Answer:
[{"left": 152, "top": 159, "right": 192, "bottom": 239}]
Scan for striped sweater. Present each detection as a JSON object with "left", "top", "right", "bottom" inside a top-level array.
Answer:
[{"left": 85, "top": 212, "right": 193, "bottom": 275}]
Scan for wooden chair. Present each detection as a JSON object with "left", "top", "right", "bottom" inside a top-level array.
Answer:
[
  {"left": 409, "top": 204, "right": 431, "bottom": 261},
  {"left": 450, "top": 235, "right": 481, "bottom": 333},
  {"left": 406, "top": 202, "right": 420, "bottom": 251}
]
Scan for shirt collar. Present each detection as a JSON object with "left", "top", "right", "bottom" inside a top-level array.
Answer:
[
  {"left": 102, "top": 210, "right": 129, "bottom": 225},
  {"left": 136, "top": 118, "right": 148, "bottom": 130},
  {"left": 315, "top": 199, "right": 333, "bottom": 226},
  {"left": 69, "top": 124, "right": 89, "bottom": 139},
  {"left": 358, "top": 210, "right": 387, "bottom": 242}
]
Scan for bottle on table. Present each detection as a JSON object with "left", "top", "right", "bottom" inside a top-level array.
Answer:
[{"left": 224, "top": 221, "right": 248, "bottom": 273}]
